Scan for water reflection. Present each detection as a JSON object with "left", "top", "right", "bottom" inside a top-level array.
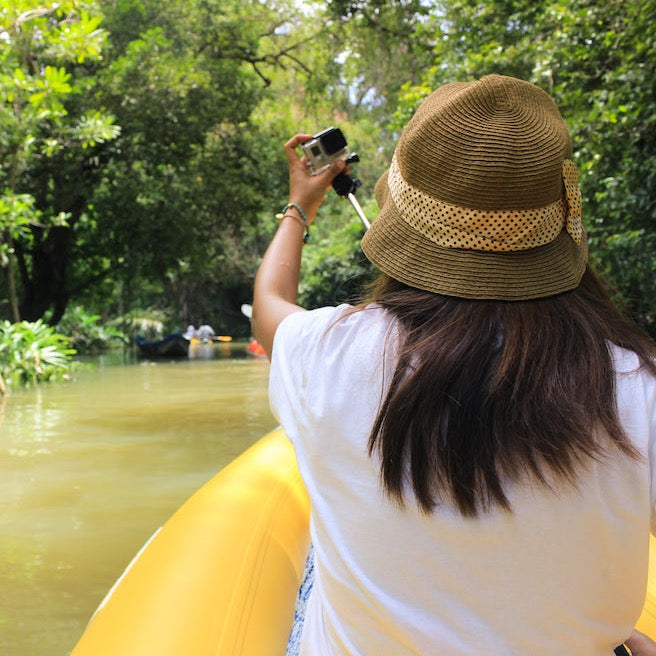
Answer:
[{"left": 0, "top": 346, "right": 276, "bottom": 656}]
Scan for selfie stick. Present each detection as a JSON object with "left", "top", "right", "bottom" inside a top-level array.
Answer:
[
  {"left": 331, "top": 158, "right": 371, "bottom": 231},
  {"left": 347, "top": 191, "right": 371, "bottom": 231}
]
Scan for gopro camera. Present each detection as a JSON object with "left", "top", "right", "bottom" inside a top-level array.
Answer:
[
  {"left": 301, "top": 127, "right": 370, "bottom": 229},
  {"left": 301, "top": 127, "right": 351, "bottom": 175}
]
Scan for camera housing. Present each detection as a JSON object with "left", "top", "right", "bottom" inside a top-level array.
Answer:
[{"left": 301, "top": 127, "right": 351, "bottom": 175}]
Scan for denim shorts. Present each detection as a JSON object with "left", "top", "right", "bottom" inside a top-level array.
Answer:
[{"left": 286, "top": 545, "right": 315, "bottom": 656}]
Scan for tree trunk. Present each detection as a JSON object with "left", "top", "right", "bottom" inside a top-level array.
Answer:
[
  {"left": 6, "top": 235, "right": 20, "bottom": 323},
  {"left": 18, "top": 225, "right": 71, "bottom": 324}
]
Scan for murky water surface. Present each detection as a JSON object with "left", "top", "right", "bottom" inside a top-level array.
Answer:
[{"left": 0, "top": 345, "right": 276, "bottom": 655}]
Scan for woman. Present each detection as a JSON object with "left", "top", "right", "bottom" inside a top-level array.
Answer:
[{"left": 252, "top": 75, "right": 656, "bottom": 655}]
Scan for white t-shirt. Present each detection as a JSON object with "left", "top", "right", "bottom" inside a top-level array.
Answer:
[{"left": 269, "top": 304, "right": 656, "bottom": 655}]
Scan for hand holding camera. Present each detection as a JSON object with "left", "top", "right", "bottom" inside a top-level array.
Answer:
[
  {"left": 283, "top": 133, "right": 346, "bottom": 224},
  {"left": 301, "top": 127, "right": 360, "bottom": 175},
  {"left": 285, "top": 127, "right": 369, "bottom": 230}
]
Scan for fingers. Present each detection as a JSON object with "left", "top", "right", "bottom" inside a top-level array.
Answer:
[
  {"left": 283, "top": 133, "right": 347, "bottom": 180},
  {"left": 284, "top": 133, "right": 313, "bottom": 166},
  {"left": 329, "top": 159, "right": 346, "bottom": 175},
  {"left": 283, "top": 133, "right": 348, "bottom": 220},
  {"left": 626, "top": 629, "right": 656, "bottom": 655},
  {"left": 314, "top": 158, "right": 346, "bottom": 186}
]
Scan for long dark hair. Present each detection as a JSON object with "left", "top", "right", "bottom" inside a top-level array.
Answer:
[{"left": 364, "top": 266, "right": 656, "bottom": 517}]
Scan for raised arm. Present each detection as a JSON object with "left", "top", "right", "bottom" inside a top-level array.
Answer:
[
  {"left": 251, "top": 133, "right": 345, "bottom": 359},
  {"left": 624, "top": 629, "right": 656, "bottom": 655}
]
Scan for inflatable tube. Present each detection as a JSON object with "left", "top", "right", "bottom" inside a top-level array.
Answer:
[
  {"left": 636, "top": 538, "right": 656, "bottom": 638},
  {"left": 72, "top": 427, "right": 656, "bottom": 655},
  {"left": 71, "top": 428, "right": 310, "bottom": 656}
]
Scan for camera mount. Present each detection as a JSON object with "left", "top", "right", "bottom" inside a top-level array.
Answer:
[{"left": 331, "top": 154, "right": 370, "bottom": 231}]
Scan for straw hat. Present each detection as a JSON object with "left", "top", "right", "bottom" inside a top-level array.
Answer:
[{"left": 361, "top": 74, "right": 587, "bottom": 300}]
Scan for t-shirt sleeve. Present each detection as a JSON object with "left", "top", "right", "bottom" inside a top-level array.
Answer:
[
  {"left": 612, "top": 347, "right": 656, "bottom": 536},
  {"left": 648, "top": 370, "right": 656, "bottom": 535},
  {"left": 269, "top": 310, "right": 308, "bottom": 439},
  {"left": 269, "top": 305, "right": 350, "bottom": 447}
]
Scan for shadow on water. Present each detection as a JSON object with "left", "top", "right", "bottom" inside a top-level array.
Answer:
[{"left": 0, "top": 343, "right": 276, "bottom": 655}]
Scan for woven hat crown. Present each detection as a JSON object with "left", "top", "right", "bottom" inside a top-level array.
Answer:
[
  {"left": 361, "top": 74, "right": 587, "bottom": 300},
  {"left": 398, "top": 75, "right": 571, "bottom": 209}
]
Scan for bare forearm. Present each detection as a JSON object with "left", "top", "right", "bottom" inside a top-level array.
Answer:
[
  {"left": 252, "top": 133, "right": 345, "bottom": 359},
  {"left": 256, "top": 216, "right": 304, "bottom": 301}
]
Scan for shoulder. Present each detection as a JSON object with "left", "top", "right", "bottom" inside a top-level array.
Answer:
[
  {"left": 275, "top": 303, "right": 392, "bottom": 343},
  {"left": 610, "top": 344, "right": 656, "bottom": 415},
  {"left": 610, "top": 342, "right": 656, "bottom": 380},
  {"left": 276, "top": 304, "right": 351, "bottom": 338},
  {"left": 272, "top": 303, "right": 397, "bottom": 369}
]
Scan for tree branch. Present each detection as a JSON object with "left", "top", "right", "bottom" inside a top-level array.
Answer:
[{"left": 198, "top": 35, "right": 314, "bottom": 83}]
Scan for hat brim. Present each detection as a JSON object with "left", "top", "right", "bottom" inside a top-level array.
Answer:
[{"left": 361, "top": 170, "right": 588, "bottom": 301}]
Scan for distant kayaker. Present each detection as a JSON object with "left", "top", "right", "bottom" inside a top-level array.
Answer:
[
  {"left": 197, "top": 324, "right": 215, "bottom": 342},
  {"left": 253, "top": 75, "right": 656, "bottom": 655}
]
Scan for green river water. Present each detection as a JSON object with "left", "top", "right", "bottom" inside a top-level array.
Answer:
[{"left": 0, "top": 343, "right": 277, "bottom": 655}]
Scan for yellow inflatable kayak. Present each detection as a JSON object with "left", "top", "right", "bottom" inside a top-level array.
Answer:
[
  {"left": 71, "top": 427, "right": 656, "bottom": 655},
  {"left": 71, "top": 427, "right": 310, "bottom": 656}
]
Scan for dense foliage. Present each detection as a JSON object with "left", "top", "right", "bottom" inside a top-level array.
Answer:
[
  {"left": 0, "top": 319, "right": 75, "bottom": 388},
  {"left": 55, "top": 305, "right": 127, "bottom": 352},
  {"left": 0, "top": 0, "right": 654, "bottom": 337},
  {"left": 0, "top": 0, "right": 120, "bottom": 324}
]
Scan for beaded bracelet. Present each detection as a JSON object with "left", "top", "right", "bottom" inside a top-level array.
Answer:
[
  {"left": 275, "top": 202, "right": 310, "bottom": 244},
  {"left": 276, "top": 213, "right": 305, "bottom": 229}
]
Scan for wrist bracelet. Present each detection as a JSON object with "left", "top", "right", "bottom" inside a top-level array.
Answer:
[
  {"left": 284, "top": 202, "right": 307, "bottom": 223},
  {"left": 275, "top": 202, "right": 310, "bottom": 244},
  {"left": 276, "top": 213, "right": 305, "bottom": 228}
]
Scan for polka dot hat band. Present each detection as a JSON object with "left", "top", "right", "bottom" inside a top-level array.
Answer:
[{"left": 361, "top": 74, "right": 588, "bottom": 300}]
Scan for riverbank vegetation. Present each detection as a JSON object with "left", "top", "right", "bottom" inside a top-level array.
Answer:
[
  {"left": 1, "top": 0, "right": 654, "bottom": 351},
  {"left": 0, "top": 320, "right": 76, "bottom": 391}
]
